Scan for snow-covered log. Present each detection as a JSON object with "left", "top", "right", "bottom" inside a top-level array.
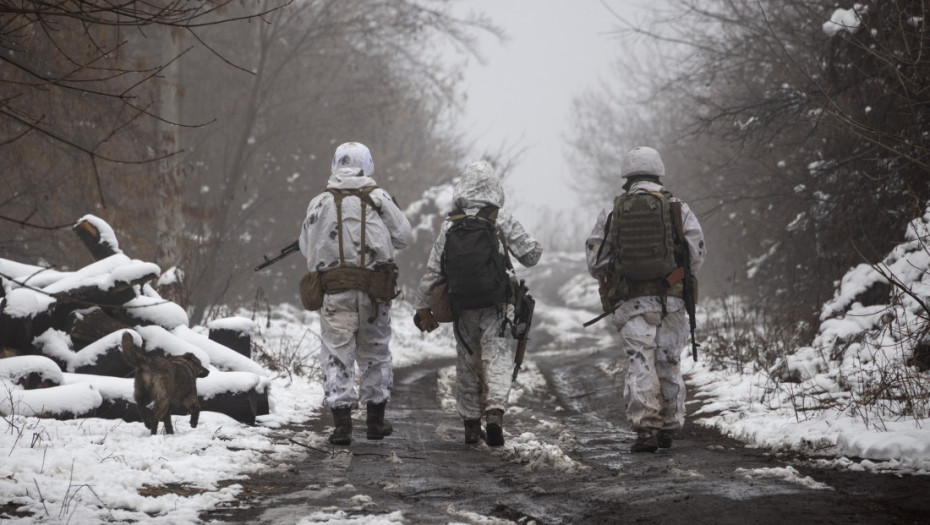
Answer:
[
  {"left": 174, "top": 325, "right": 267, "bottom": 377},
  {"left": 207, "top": 316, "right": 256, "bottom": 358},
  {"left": 45, "top": 255, "right": 160, "bottom": 326},
  {"left": 198, "top": 371, "right": 271, "bottom": 425},
  {"left": 0, "top": 215, "right": 274, "bottom": 427},
  {"left": 33, "top": 328, "right": 139, "bottom": 377},
  {"left": 73, "top": 215, "right": 121, "bottom": 261},
  {"left": 67, "top": 307, "right": 132, "bottom": 350},
  {"left": 0, "top": 382, "right": 103, "bottom": 419},
  {"left": 61, "top": 373, "right": 140, "bottom": 422},
  {"left": 116, "top": 284, "right": 190, "bottom": 330},
  {"left": 0, "top": 355, "right": 63, "bottom": 389},
  {"left": 0, "top": 288, "right": 54, "bottom": 352}
]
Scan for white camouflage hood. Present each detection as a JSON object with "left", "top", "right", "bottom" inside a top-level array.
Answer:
[
  {"left": 453, "top": 160, "right": 504, "bottom": 211},
  {"left": 331, "top": 142, "right": 374, "bottom": 176}
]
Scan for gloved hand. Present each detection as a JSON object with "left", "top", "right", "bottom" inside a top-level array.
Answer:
[{"left": 414, "top": 308, "right": 439, "bottom": 333}]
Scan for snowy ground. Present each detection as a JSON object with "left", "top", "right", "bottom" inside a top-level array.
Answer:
[{"left": 3, "top": 249, "right": 930, "bottom": 522}]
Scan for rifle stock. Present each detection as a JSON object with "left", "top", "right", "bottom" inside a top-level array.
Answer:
[{"left": 255, "top": 240, "right": 300, "bottom": 271}]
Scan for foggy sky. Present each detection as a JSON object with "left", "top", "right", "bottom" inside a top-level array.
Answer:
[{"left": 452, "top": 1, "right": 638, "bottom": 230}]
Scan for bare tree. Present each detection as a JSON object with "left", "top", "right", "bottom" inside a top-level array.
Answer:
[
  {"left": 171, "top": 0, "right": 499, "bottom": 321},
  {"left": 569, "top": 0, "right": 929, "bottom": 327},
  {"left": 0, "top": 1, "right": 287, "bottom": 275}
]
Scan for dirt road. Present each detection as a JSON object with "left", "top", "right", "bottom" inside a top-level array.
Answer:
[
  {"left": 203, "top": 258, "right": 930, "bottom": 523},
  {"left": 202, "top": 346, "right": 930, "bottom": 524}
]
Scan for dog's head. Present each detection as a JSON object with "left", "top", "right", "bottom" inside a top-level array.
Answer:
[{"left": 176, "top": 353, "right": 210, "bottom": 378}]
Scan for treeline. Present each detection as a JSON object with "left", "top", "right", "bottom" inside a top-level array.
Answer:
[
  {"left": 1, "top": 0, "right": 494, "bottom": 322},
  {"left": 570, "top": 0, "right": 929, "bottom": 332}
]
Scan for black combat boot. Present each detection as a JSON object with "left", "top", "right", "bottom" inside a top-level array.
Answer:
[
  {"left": 366, "top": 402, "right": 393, "bottom": 440},
  {"left": 631, "top": 430, "right": 658, "bottom": 453},
  {"left": 329, "top": 407, "right": 352, "bottom": 445},
  {"left": 464, "top": 419, "right": 481, "bottom": 444},
  {"left": 485, "top": 409, "right": 505, "bottom": 447},
  {"left": 657, "top": 430, "right": 675, "bottom": 449}
]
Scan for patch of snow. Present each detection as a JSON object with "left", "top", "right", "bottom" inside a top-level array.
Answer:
[
  {"left": 2, "top": 287, "right": 56, "bottom": 318},
  {"left": 207, "top": 316, "right": 257, "bottom": 335},
  {"left": 736, "top": 466, "right": 833, "bottom": 490},
  {"left": 823, "top": 6, "right": 864, "bottom": 36}
]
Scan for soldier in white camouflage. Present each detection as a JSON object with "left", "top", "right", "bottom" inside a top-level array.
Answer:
[
  {"left": 413, "top": 161, "right": 542, "bottom": 446},
  {"left": 299, "top": 142, "right": 411, "bottom": 445},
  {"left": 586, "top": 147, "right": 706, "bottom": 452}
]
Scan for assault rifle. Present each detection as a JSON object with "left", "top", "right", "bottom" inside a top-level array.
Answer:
[
  {"left": 511, "top": 279, "right": 536, "bottom": 382},
  {"left": 255, "top": 240, "right": 300, "bottom": 271},
  {"left": 671, "top": 203, "right": 699, "bottom": 361}
]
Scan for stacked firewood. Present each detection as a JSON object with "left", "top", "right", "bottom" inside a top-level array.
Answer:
[{"left": 0, "top": 215, "right": 269, "bottom": 427}]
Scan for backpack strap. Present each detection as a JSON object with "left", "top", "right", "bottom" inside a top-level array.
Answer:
[
  {"left": 594, "top": 211, "right": 613, "bottom": 266},
  {"left": 327, "top": 186, "right": 379, "bottom": 267}
]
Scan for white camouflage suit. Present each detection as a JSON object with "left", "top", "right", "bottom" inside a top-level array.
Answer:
[
  {"left": 586, "top": 178, "right": 705, "bottom": 434},
  {"left": 415, "top": 161, "right": 543, "bottom": 421},
  {"left": 299, "top": 142, "right": 412, "bottom": 410}
]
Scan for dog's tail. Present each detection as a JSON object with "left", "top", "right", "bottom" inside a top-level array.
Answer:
[{"left": 120, "top": 331, "right": 147, "bottom": 368}]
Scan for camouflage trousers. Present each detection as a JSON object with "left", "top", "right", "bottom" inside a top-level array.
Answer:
[
  {"left": 453, "top": 305, "right": 515, "bottom": 421},
  {"left": 615, "top": 309, "right": 689, "bottom": 432},
  {"left": 319, "top": 290, "right": 394, "bottom": 409}
]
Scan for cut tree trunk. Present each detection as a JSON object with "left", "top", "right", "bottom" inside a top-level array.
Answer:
[
  {"left": 0, "top": 305, "right": 52, "bottom": 355},
  {"left": 73, "top": 218, "right": 118, "bottom": 261},
  {"left": 49, "top": 269, "right": 158, "bottom": 328},
  {"left": 72, "top": 340, "right": 134, "bottom": 378},
  {"left": 68, "top": 308, "right": 132, "bottom": 350},
  {"left": 209, "top": 328, "right": 251, "bottom": 358}
]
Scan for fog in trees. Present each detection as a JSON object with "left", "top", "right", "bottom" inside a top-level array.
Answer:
[
  {"left": 569, "top": 0, "right": 928, "bottom": 332},
  {"left": 1, "top": 0, "right": 497, "bottom": 323}
]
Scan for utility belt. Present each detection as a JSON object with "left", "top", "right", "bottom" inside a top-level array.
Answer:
[
  {"left": 300, "top": 263, "right": 398, "bottom": 311},
  {"left": 323, "top": 263, "right": 399, "bottom": 302},
  {"left": 599, "top": 270, "right": 698, "bottom": 312}
]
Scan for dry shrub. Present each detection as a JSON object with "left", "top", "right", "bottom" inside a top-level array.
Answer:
[{"left": 699, "top": 297, "right": 807, "bottom": 375}]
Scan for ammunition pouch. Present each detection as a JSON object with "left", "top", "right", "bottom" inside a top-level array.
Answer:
[
  {"left": 429, "top": 282, "right": 453, "bottom": 323},
  {"left": 431, "top": 275, "right": 515, "bottom": 322},
  {"left": 321, "top": 264, "right": 399, "bottom": 303},
  {"left": 299, "top": 271, "right": 324, "bottom": 311}
]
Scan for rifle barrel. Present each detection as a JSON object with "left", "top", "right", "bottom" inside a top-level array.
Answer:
[{"left": 254, "top": 240, "right": 300, "bottom": 271}]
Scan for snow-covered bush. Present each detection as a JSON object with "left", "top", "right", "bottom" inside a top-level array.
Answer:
[{"left": 713, "top": 207, "right": 930, "bottom": 428}]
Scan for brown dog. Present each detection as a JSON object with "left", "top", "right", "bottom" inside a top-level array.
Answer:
[{"left": 120, "top": 332, "right": 209, "bottom": 435}]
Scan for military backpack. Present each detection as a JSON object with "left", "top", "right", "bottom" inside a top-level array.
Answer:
[{"left": 441, "top": 205, "right": 512, "bottom": 312}]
